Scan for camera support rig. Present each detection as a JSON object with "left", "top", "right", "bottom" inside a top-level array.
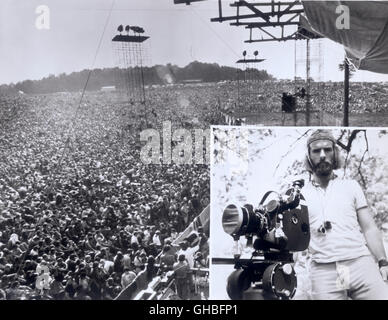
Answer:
[{"left": 220, "top": 179, "right": 310, "bottom": 300}]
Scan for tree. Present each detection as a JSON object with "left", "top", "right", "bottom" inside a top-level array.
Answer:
[{"left": 338, "top": 59, "right": 356, "bottom": 79}]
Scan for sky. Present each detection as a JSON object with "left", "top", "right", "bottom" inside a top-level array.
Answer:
[{"left": 0, "top": 0, "right": 387, "bottom": 85}]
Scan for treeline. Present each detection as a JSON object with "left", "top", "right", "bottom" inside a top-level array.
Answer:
[{"left": 2, "top": 61, "right": 274, "bottom": 95}]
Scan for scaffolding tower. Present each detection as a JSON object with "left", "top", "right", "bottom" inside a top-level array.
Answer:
[
  {"left": 236, "top": 50, "right": 265, "bottom": 112},
  {"left": 295, "top": 38, "right": 325, "bottom": 124},
  {"left": 112, "top": 25, "right": 150, "bottom": 127}
]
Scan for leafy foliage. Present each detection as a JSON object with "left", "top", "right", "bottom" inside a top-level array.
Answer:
[
  {"left": 2, "top": 62, "right": 274, "bottom": 95},
  {"left": 213, "top": 128, "right": 388, "bottom": 231}
]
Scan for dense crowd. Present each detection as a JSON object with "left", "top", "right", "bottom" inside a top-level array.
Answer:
[
  {"left": 0, "top": 90, "right": 209, "bottom": 300},
  {"left": 215, "top": 80, "right": 388, "bottom": 115}
]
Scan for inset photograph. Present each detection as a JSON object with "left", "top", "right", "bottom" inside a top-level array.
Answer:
[{"left": 210, "top": 127, "right": 388, "bottom": 300}]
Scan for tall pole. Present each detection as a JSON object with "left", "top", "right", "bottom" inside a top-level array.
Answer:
[
  {"left": 343, "top": 58, "right": 349, "bottom": 127},
  {"left": 294, "top": 40, "right": 297, "bottom": 88},
  {"left": 237, "top": 68, "right": 240, "bottom": 108},
  {"left": 305, "top": 38, "right": 311, "bottom": 126},
  {"left": 293, "top": 40, "right": 297, "bottom": 126}
]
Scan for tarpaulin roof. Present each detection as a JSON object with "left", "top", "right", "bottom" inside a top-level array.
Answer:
[{"left": 302, "top": 1, "right": 388, "bottom": 74}]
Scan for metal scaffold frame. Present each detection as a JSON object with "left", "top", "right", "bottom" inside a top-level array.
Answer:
[
  {"left": 236, "top": 50, "right": 265, "bottom": 111},
  {"left": 112, "top": 25, "right": 150, "bottom": 127},
  {"left": 210, "top": 0, "right": 321, "bottom": 43},
  {"left": 173, "top": 0, "right": 351, "bottom": 126}
]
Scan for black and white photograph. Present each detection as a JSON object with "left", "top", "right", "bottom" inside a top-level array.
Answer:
[
  {"left": 0, "top": 0, "right": 213, "bottom": 301},
  {"left": 210, "top": 126, "right": 388, "bottom": 299},
  {"left": 0, "top": 0, "right": 388, "bottom": 303}
]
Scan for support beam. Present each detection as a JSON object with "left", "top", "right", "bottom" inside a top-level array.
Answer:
[
  {"left": 238, "top": 21, "right": 299, "bottom": 27},
  {"left": 245, "top": 35, "right": 297, "bottom": 42},
  {"left": 237, "top": 0, "right": 271, "bottom": 22},
  {"left": 173, "top": 0, "right": 206, "bottom": 4},
  {"left": 218, "top": 0, "right": 223, "bottom": 20},
  {"left": 256, "top": 26, "right": 278, "bottom": 40},
  {"left": 277, "top": 0, "right": 300, "bottom": 18},
  {"left": 343, "top": 59, "right": 350, "bottom": 127},
  {"left": 230, "top": 1, "right": 302, "bottom": 7},
  {"left": 212, "top": 9, "right": 303, "bottom": 22}
]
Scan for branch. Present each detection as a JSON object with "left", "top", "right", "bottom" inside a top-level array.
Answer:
[
  {"left": 336, "top": 129, "right": 347, "bottom": 150},
  {"left": 336, "top": 129, "right": 364, "bottom": 152},
  {"left": 252, "top": 133, "right": 292, "bottom": 155},
  {"left": 343, "top": 149, "right": 351, "bottom": 177},
  {"left": 273, "top": 129, "right": 312, "bottom": 176},
  {"left": 357, "top": 131, "right": 369, "bottom": 189}
]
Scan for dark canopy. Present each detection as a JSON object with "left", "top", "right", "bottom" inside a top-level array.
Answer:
[{"left": 302, "top": 1, "right": 388, "bottom": 74}]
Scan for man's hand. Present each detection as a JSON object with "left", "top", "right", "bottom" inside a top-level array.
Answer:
[
  {"left": 379, "top": 259, "right": 388, "bottom": 281},
  {"left": 379, "top": 265, "right": 388, "bottom": 281}
]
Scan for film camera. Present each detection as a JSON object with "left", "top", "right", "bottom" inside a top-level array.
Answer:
[
  {"left": 281, "top": 92, "right": 297, "bottom": 113},
  {"left": 221, "top": 180, "right": 310, "bottom": 300},
  {"left": 281, "top": 88, "right": 306, "bottom": 113}
]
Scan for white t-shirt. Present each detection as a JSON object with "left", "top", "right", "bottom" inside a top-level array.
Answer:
[
  {"left": 9, "top": 233, "right": 19, "bottom": 245},
  {"left": 177, "top": 245, "right": 199, "bottom": 269},
  {"left": 303, "top": 177, "right": 371, "bottom": 263},
  {"left": 131, "top": 234, "right": 139, "bottom": 245},
  {"left": 103, "top": 260, "right": 114, "bottom": 273},
  {"left": 152, "top": 234, "right": 161, "bottom": 246},
  {"left": 382, "top": 224, "right": 388, "bottom": 257},
  {"left": 384, "top": 240, "right": 388, "bottom": 258},
  {"left": 121, "top": 271, "right": 136, "bottom": 288}
]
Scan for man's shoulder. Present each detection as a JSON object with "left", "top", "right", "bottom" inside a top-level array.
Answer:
[
  {"left": 333, "top": 176, "right": 357, "bottom": 183},
  {"left": 304, "top": 176, "right": 359, "bottom": 188},
  {"left": 332, "top": 177, "right": 362, "bottom": 190}
]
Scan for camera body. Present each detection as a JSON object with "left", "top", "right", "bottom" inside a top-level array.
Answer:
[{"left": 221, "top": 180, "right": 310, "bottom": 300}]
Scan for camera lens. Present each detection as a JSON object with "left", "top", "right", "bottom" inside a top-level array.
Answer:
[
  {"left": 222, "top": 204, "right": 261, "bottom": 236},
  {"left": 222, "top": 204, "right": 244, "bottom": 235}
]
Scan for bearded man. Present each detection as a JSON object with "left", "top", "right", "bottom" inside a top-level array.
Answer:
[{"left": 302, "top": 129, "right": 388, "bottom": 300}]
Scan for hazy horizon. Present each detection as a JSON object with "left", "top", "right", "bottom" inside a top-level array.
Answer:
[{"left": 2, "top": 61, "right": 388, "bottom": 87}]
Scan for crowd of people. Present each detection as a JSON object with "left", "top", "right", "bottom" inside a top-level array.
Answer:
[
  {"left": 140, "top": 80, "right": 388, "bottom": 127},
  {"left": 0, "top": 90, "right": 210, "bottom": 300},
  {"left": 215, "top": 80, "right": 388, "bottom": 118}
]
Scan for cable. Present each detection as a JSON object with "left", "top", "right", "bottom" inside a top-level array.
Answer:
[
  {"left": 48, "top": 0, "right": 116, "bottom": 191},
  {"left": 15, "top": 0, "right": 116, "bottom": 278},
  {"left": 191, "top": 7, "right": 240, "bottom": 59}
]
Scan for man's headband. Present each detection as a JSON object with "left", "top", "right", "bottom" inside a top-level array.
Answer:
[{"left": 307, "top": 129, "right": 336, "bottom": 147}]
